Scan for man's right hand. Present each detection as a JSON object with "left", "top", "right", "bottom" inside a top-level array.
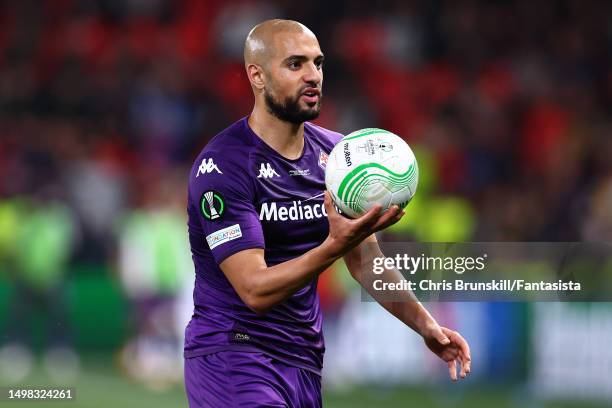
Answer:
[{"left": 323, "top": 190, "right": 404, "bottom": 258}]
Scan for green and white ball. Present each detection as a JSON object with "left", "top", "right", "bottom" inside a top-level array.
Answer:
[{"left": 325, "top": 128, "right": 418, "bottom": 218}]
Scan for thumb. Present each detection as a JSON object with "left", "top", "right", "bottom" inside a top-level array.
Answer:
[
  {"left": 324, "top": 191, "right": 338, "bottom": 218},
  {"left": 433, "top": 327, "right": 450, "bottom": 345},
  {"left": 323, "top": 190, "right": 334, "bottom": 216}
]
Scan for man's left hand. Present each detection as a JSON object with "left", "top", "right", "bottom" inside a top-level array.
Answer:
[{"left": 423, "top": 325, "right": 471, "bottom": 381}]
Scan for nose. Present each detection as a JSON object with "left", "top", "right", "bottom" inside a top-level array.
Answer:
[{"left": 302, "top": 61, "right": 322, "bottom": 85}]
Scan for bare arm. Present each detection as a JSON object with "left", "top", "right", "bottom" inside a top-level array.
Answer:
[
  {"left": 219, "top": 192, "right": 403, "bottom": 314},
  {"left": 343, "top": 235, "right": 472, "bottom": 380},
  {"left": 219, "top": 245, "right": 336, "bottom": 314},
  {"left": 343, "top": 234, "right": 438, "bottom": 334}
]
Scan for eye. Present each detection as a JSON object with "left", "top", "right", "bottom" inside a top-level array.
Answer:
[
  {"left": 315, "top": 60, "right": 324, "bottom": 70},
  {"left": 288, "top": 61, "right": 301, "bottom": 70}
]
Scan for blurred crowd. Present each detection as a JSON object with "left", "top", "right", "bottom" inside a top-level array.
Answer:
[{"left": 1, "top": 0, "right": 612, "bottom": 389}]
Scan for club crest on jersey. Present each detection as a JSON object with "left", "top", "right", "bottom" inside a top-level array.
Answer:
[
  {"left": 257, "top": 163, "right": 280, "bottom": 179},
  {"left": 196, "top": 158, "right": 222, "bottom": 177},
  {"left": 200, "top": 190, "right": 225, "bottom": 221},
  {"left": 318, "top": 150, "right": 328, "bottom": 169}
]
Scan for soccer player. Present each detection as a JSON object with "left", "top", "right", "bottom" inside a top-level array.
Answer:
[{"left": 184, "top": 19, "right": 471, "bottom": 407}]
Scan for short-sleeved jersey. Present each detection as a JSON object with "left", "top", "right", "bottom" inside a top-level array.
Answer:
[{"left": 184, "top": 116, "right": 342, "bottom": 375}]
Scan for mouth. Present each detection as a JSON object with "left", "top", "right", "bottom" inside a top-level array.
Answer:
[{"left": 301, "top": 88, "right": 321, "bottom": 104}]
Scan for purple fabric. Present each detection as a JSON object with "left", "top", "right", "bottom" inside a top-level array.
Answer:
[
  {"left": 185, "top": 117, "right": 342, "bottom": 375},
  {"left": 184, "top": 350, "right": 322, "bottom": 407}
]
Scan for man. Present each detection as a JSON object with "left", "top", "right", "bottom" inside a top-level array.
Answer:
[{"left": 184, "top": 19, "right": 471, "bottom": 407}]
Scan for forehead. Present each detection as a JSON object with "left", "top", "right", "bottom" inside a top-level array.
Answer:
[{"left": 270, "top": 31, "right": 322, "bottom": 60}]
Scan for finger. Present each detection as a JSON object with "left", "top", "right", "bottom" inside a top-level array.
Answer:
[
  {"left": 323, "top": 191, "right": 340, "bottom": 219},
  {"left": 457, "top": 348, "right": 469, "bottom": 378},
  {"left": 373, "top": 207, "right": 404, "bottom": 231},
  {"left": 444, "top": 329, "right": 471, "bottom": 376},
  {"left": 370, "top": 205, "right": 400, "bottom": 231},
  {"left": 323, "top": 190, "right": 333, "bottom": 212},
  {"left": 353, "top": 203, "right": 384, "bottom": 229},
  {"left": 450, "top": 331, "right": 471, "bottom": 366},
  {"left": 459, "top": 358, "right": 468, "bottom": 379},
  {"left": 456, "top": 347, "right": 471, "bottom": 376},
  {"left": 448, "top": 360, "right": 457, "bottom": 382},
  {"left": 461, "top": 351, "right": 471, "bottom": 375}
]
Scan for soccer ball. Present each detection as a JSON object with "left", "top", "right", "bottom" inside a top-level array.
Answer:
[{"left": 325, "top": 128, "right": 418, "bottom": 218}]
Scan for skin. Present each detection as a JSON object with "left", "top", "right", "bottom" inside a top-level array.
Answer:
[
  {"left": 244, "top": 19, "right": 323, "bottom": 159},
  {"left": 219, "top": 19, "right": 471, "bottom": 381}
]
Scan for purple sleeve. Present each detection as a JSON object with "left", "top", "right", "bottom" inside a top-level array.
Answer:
[{"left": 190, "top": 155, "right": 264, "bottom": 264}]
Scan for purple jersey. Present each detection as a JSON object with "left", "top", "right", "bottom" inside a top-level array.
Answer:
[{"left": 184, "top": 116, "right": 342, "bottom": 375}]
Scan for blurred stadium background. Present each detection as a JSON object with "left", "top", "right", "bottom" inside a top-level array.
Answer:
[{"left": 1, "top": 0, "right": 611, "bottom": 407}]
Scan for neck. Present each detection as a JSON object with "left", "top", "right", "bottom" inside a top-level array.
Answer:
[{"left": 248, "top": 102, "right": 305, "bottom": 160}]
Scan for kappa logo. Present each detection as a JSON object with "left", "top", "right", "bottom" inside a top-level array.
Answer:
[
  {"left": 257, "top": 163, "right": 280, "bottom": 179},
  {"left": 196, "top": 158, "right": 222, "bottom": 177}
]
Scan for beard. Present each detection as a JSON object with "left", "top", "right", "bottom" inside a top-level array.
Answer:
[{"left": 264, "top": 87, "right": 322, "bottom": 124}]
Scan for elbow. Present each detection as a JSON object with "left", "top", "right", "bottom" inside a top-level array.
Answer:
[
  {"left": 241, "top": 287, "right": 273, "bottom": 316},
  {"left": 244, "top": 295, "right": 272, "bottom": 316}
]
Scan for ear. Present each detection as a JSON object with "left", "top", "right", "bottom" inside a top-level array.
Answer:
[{"left": 246, "top": 64, "right": 265, "bottom": 91}]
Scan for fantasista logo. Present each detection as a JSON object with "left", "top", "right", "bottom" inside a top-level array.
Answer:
[{"left": 259, "top": 200, "right": 328, "bottom": 222}]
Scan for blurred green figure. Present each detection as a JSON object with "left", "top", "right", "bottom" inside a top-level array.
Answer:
[
  {"left": 116, "top": 172, "right": 193, "bottom": 390},
  {"left": 0, "top": 195, "right": 78, "bottom": 383}
]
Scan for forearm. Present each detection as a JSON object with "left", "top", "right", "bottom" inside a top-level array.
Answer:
[
  {"left": 377, "top": 289, "right": 439, "bottom": 336},
  {"left": 240, "top": 238, "right": 341, "bottom": 313},
  {"left": 345, "top": 239, "right": 439, "bottom": 336},
  {"left": 222, "top": 192, "right": 403, "bottom": 315},
  {"left": 344, "top": 237, "right": 472, "bottom": 381}
]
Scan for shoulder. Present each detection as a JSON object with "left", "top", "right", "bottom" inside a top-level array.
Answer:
[
  {"left": 188, "top": 118, "right": 259, "bottom": 200},
  {"left": 190, "top": 117, "right": 256, "bottom": 181},
  {"left": 304, "top": 121, "right": 343, "bottom": 153}
]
